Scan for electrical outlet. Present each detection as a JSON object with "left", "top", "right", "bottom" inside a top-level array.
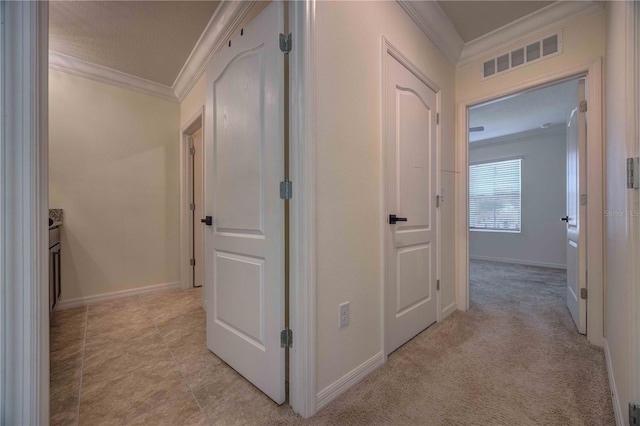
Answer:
[{"left": 339, "top": 302, "right": 350, "bottom": 328}]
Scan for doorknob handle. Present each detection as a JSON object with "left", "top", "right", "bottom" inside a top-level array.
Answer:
[
  {"left": 389, "top": 214, "right": 408, "bottom": 225},
  {"left": 201, "top": 216, "right": 212, "bottom": 226},
  {"left": 561, "top": 216, "right": 569, "bottom": 222}
]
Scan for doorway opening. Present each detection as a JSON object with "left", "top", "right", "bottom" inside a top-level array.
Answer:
[
  {"left": 181, "top": 108, "right": 205, "bottom": 294},
  {"left": 466, "top": 76, "right": 588, "bottom": 334}
]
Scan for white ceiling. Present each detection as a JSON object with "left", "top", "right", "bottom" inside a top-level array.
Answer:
[
  {"left": 49, "top": 1, "right": 220, "bottom": 87},
  {"left": 469, "top": 79, "right": 579, "bottom": 142},
  {"left": 438, "top": 0, "right": 554, "bottom": 43}
]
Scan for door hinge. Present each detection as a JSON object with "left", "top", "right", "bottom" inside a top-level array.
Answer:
[
  {"left": 280, "top": 328, "right": 293, "bottom": 348},
  {"left": 280, "top": 180, "right": 292, "bottom": 200},
  {"left": 437, "top": 279, "right": 440, "bottom": 291},
  {"left": 190, "top": 258, "right": 196, "bottom": 266},
  {"left": 436, "top": 112, "right": 440, "bottom": 125},
  {"left": 279, "top": 33, "right": 292, "bottom": 54},
  {"left": 580, "top": 288, "right": 588, "bottom": 300},
  {"left": 579, "top": 100, "right": 588, "bottom": 113},
  {"left": 627, "top": 157, "right": 639, "bottom": 189},
  {"left": 436, "top": 195, "right": 441, "bottom": 208},
  {"left": 189, "top": 203, "right": 196, "bottom": 211},
  {"left": 189, "top": 147, "right": 196, "bottom": 156},
  {"left": 630, "top": 403, "right": 639, "bottom": 425},
  {"left": 580, "top": 194, "right": 587, "bottom": 206}
]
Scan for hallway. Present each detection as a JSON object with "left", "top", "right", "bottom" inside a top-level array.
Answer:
[{"left": 50, "top": 260, "right": 615, "bottom": 425}]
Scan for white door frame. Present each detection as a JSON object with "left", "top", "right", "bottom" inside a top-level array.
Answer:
[
  {"left": 455, "top": 59, "right": 605, "bottom": 347},
  {"left": 628, "top": 0, "right": 640, "bottom": 411},
  {"left": 380, "top": 38, "right": 442, "bottom": 358},
  {"left": 288, "top": 0, "right": 317, "bottom": 418},
  {"left": 0, "top": 1, "right": 50, "bottom": 423},
  {"left": 179, "top": 107, "right": 205, "bottom": 293}
]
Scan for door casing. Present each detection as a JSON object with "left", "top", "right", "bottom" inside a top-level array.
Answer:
[{"left": 455, "top": 60, "right": 605, "bottom": 347}]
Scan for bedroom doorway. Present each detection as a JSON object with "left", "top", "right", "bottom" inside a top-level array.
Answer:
[{"left": 467, "top": 77, "right": 587, "bottom": 334}]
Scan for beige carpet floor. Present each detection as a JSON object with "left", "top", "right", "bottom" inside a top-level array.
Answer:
[{"left": 279, "top": 260, "right": 615, "bottom": 425}]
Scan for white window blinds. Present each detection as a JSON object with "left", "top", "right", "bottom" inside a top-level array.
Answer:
[{"left": 469, "top": 158, "right": 521, "bottom": 232}]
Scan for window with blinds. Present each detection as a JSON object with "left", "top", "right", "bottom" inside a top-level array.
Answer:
[{"left": 469, "top": 158, "right": 521, "bottom": 232}]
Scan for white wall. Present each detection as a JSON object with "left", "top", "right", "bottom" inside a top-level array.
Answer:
[
  {"left": 49, "top": 69, "right": 180, "bottom": 301},
  {"left": 604, "top": 2, "right": 637, "bottom": 423},
  {"left": 469, "top": 128, "right": 567, "bottom": 268},
  {"left": 314, "top": 0, "right": 456, "bottom": 397}
]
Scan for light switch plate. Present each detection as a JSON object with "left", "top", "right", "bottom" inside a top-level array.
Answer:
[{"left": 339, "top": 302, "right": 350, "bottom": 328}]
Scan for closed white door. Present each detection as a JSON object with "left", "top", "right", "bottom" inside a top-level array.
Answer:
[
  {"left": 204, "top": 1, "right": 285, "bottom": 404},
  {"left": 566, "top": 79, "right": 587, "bottom": 334},
  {"left": 385, "top": 53, "right": 438, "bottom": 356}
]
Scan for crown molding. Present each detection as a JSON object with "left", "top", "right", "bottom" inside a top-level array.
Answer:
[
  {"left": 49, "top": 1, "right": 256, "bottom": 104},
  {"left": 396, "top": 0, "right": 464, "bottom": 65},
  {"left": 49, "top": 51, "right": 178, "bottom": 102},
  {"left": 458, "top": 1, "right": 605, "bottom": 66},
  {"left": 172, "top": 1, "right": 255, "bottom": 102}
]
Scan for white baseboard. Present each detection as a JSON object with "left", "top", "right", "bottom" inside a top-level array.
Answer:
[
  {"left": 55, "top": 281, "right": 181, "bottom": 310},
  {"left": 316, "top": 351, "right": 385, "bottom": 411},
  {"left": 605, "top": 341, "right": 624, "bottom": 426},
  {"left": 441, "top": 302, "right": 457, "bottom": 320},
  {"left": 470, "top": 255, "right": 567, "bottom": 270}
]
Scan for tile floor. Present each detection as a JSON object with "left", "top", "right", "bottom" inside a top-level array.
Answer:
[{"left": 50, "top": 287, "right": 295, "bottom": 426}]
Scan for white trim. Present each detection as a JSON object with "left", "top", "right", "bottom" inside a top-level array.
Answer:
[
  {"left": 441, "top": 302, "right": 457, "bottom": 320},
  {"left": 627, "top": 0, "right": 640, "bottom": 410},
  {"left": 179, "top": 107, "right": 204, "bottom": 294},
  {"left": 55, "top": 281, "right": 181, "bottom": 311},
  {"left": 455, "top": 60, "right": 605, "bottom": 347},
  {"left": 49, "top": 51, "right": 177, "bottom": 103},
  {"left": 288, "top": 0, "right": 317, "bottom": 418},
  {"left": 470, "top": 255, "right": 567, "bottom": 270},
  {"left": 458, "top": 1, "right": 604, "bottom": 66},
  {"left": 1, "top": 1, "right": 49, "bottom": 423},
  {"left": 395, "top": 0, "right": 464, "bottom": 65},
  {"left": 605, "top": 341, "right": 624, "bottom": 426},
  {"left": 173, "top": 1, "right": 255, "bottom": 102},
  {"left": 315, "top": 352, "right": 385, "bottom": 411}
]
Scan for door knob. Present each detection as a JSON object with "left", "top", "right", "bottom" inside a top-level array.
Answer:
[
  {"left": 389, "top": 214, "right": 408, "bottom": 225},
  {"left": 561, "top": 216, "right": 569, "bottom": 222},
  {"left": 201, "top": 216, "right": 212, "bottom": 226}
]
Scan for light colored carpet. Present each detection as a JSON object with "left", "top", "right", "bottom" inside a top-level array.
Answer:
[{"left": 276, "top": 260, "right": 615, "bottom": 425}]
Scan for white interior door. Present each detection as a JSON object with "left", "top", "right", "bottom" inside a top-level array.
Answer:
[
  {"left": 566, "top": 79, "right": 587, "bottom": 334},
  {"left": 385, "top": 53, "right": 438, "bottom": 356},
  {"left": 192, "top": 127, "right": 204, "bottom": 288},
  {"left": 204, "top": 1, "right": 285, "bottom": 404}
]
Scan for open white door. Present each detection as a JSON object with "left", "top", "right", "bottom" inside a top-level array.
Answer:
[
  {"left": 204, "top": 1, "right": 286, "bottom": 404},
  {"left": 565, "top": 79, "right": 587, "bottom": 335},
  {"left": 384, "top": 52, "right": 439, "bottom": 355}
]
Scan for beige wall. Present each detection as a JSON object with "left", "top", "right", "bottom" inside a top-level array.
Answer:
[
  {"left": 456, "top": 10, "right": 606, "bottom": 107},
  {"left": 604, "top": 1, "right": 634, "bottom": 421},
  {"left": 49, "top": 70, "right": 180, "bottom": 301},
  {"left": 315, "top": 1, "right": 456, "bottom": 394}
]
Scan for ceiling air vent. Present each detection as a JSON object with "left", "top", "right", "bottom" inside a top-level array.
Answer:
[{"left": 481, "top": 32, "right": 562, "bottom": 80}]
